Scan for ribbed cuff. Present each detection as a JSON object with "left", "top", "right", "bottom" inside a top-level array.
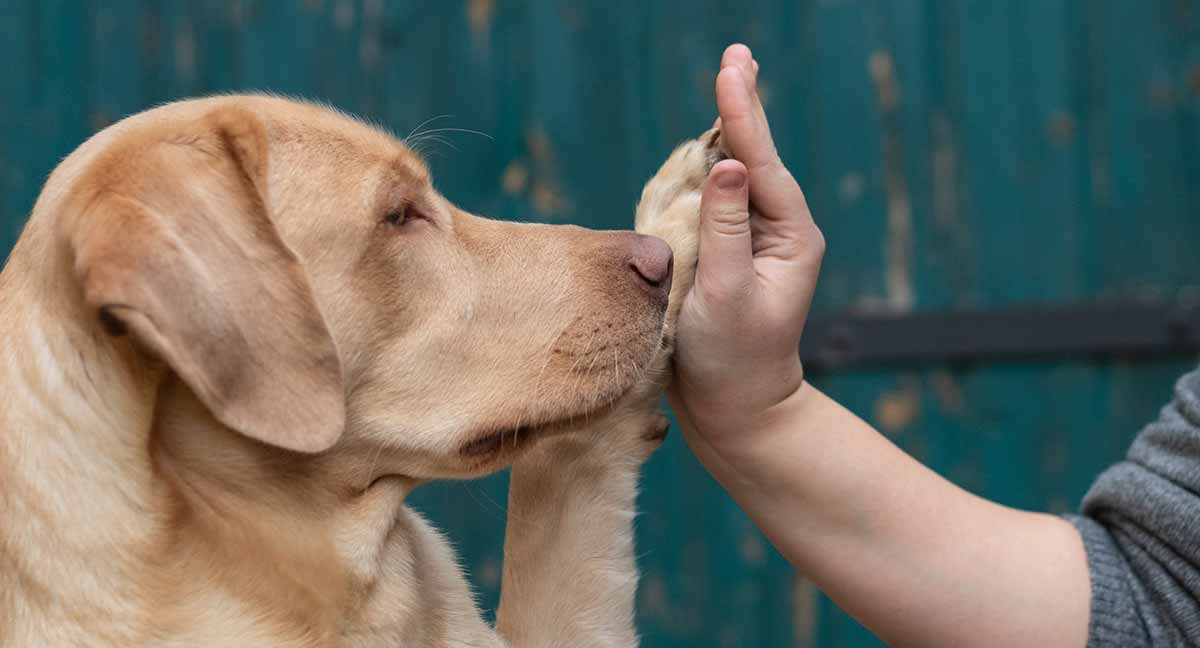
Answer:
[{"left": 1066, "top": 515, "right": 1149, "bottom": 648}]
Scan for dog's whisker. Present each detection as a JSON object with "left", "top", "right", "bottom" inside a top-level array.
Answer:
[
  {"left": 411, "top": 133, "right": 460, "bottom": 152},
  {"left": 403, "top": 114, "right": 453, "bottom": 143},
  {"left": 411, "top": 126, "right": 494, "bottom": 141},
  {"left": 360, "top": 441, "right": 388, "bottom": 492}
]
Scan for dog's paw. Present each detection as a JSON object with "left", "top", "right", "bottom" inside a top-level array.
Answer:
[
  {"left": 635, "top": 127, "right": 727, "bottom": 237},
  {"left": 635, "top": 128, "right": 727, "bottom": 326}
]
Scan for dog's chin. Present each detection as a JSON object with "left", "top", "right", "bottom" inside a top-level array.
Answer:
[
  {"left": 456, "top": 367, "right": 665, "bottom": 474},
  {"left": 456, "top": 390, "right": 626, "bottom": 473}
]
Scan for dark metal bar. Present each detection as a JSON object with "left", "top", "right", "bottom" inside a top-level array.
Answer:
[{"left": 800, "top": 300, "right": 1200, "bottom": 372}]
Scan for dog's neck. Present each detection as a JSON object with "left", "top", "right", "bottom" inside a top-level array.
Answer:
[
  {"left": 0, "top": 273, "right": 392, "bottom": 643},
  {"left": 0, "top": 274, "right": 170, "bottom": 639}
]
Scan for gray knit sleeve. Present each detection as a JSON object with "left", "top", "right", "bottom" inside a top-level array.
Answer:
[{"left": 1066, "top": 367, "right": 1200, "bottom": 647}]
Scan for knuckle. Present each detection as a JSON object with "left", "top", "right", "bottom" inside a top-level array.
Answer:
[{"left": 807, "top": 226, "right": 826, "bottom": 258}]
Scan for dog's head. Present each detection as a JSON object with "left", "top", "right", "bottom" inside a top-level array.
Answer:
[{"left": 57, "top": 96, "right": 672, "bottom": 480}]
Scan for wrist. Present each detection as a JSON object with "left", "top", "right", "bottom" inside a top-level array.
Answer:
[{"left": 701, "top": 377, "right": 814, "bottom": 462}]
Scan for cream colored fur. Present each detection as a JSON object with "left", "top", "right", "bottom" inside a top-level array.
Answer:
[{"left": 0, "top": 95, "right": 722, "bottom": 647}]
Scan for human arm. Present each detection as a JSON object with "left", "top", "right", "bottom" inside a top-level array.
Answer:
[{"left": 668, "top": 44, "right": 1091, "bottom": 647}]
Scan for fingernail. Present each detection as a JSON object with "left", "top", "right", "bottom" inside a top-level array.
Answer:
[{"left": 717, "top": 170, "right": 745, "bottom": 190}]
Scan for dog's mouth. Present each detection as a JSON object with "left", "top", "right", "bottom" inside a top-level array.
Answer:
[
  {"left": 458, "top": 319, "right": 673, "bottom": 462},
  {"left": 458, "top": 383, "right": 640, "bottom": 460},
  {"left": 459, "top": 402, "right": 615, "bottom": 459}
]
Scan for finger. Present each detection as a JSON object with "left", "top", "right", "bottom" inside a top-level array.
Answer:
[
  {"left": 721, "top": 45, "right": 766, "bottom": 131},
  {"left": 721, "top": 44, "right": 757, "bottom": 97},
  {"left": 696, "top": 159, "right": 754, "bottom": 302},
  {"left": 715, "top": 66, "right": 813, "bottom": 229}
]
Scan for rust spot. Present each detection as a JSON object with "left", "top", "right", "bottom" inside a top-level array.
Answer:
[
  {"left": 532, "top": 181, "right": 567, "bottom": 215},
  {"left": 870, "top": 49, "right": 913, "bottom": 310},
  {"left": 467, "top": 0, "right": 495, "bottom": 37},
  {"left": 90, "top": 112, "right": 113, "bottom": 132},
  {"left": 524, "top": 126, "right": 570, "bottom": 216},
  {"left": 558, "top": 3, "right": 586, "bottom": 30},
  {"left": 501, "top": 160, "right": 529, "bottom": 195},
  {"left": 359, "top": 0, "right": 383, "bottom": 69},
  {"left": 756, "top": 79, "right": 772, "bottom": 108},
  {"left": 949, "top": 463, "right": 980, "bottom": 490},
  {"left": 333, "top": 0, "right": 355, "bottom": 31},
  {"left": 793, "top": 575, "right": 819, "bottom": 648},
  {"left": 1148, "top": 79, "right": 1176, "bottom": 110},
  {"left": 868, "top": 50, "right": 900, "bottom": 112},
  {"left": 931, "top": 371, "right": 964, "bottom": 413},
  {"left": 875, "top": 377, "right": 921, "bottom": 433},
  {"left": 1189, "top": 64, "right": 1200, "bottom": 95},
  {"left": 838, "top": 172, "right": 865, "bottom": 205},
  {"left": 526, "top": 126, "right": 553, "bottom": 162},
  {"left": 638, "top": 573, "right": 672, "bottom": 624},
  {"left": 477, "top": 558, "right": 501, "bottom": 588},
  {"left": 738, "top": 533, "right": 767, "bottom": 566},
  {"left": 1045, "top": 111, "right": 1076, "bottom": 146}
]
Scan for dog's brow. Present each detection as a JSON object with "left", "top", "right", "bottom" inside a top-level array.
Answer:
[{"left": 391, "top": 154, "right": 430, "bottom": 187}]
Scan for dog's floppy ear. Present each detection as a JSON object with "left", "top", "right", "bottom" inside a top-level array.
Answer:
[{"left": 63, "top": 106, "right": 345, "bottom": 453}]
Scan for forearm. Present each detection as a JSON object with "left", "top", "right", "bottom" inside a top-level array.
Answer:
[{"left": 683, "top": 382, "right": 1090, "bottom": 648}]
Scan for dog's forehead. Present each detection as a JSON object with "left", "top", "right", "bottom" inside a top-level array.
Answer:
[{"left": 268, "top": 99, "right": 430, "bottom": 184}]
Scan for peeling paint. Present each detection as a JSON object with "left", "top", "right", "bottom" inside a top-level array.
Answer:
[
  {"left": 1090, "top": 154, "right": 1112, "bottom": 206},
  {"left": 869, "top": 49, "right": 914, "bottom": 311},
  {"left": 931, "top": 371, "right": 964, "bottom": 413},
  {"left": 638, "top": 573, "right": 672, "bottom": 626},
  {"left": 737, "top": 532, "right": 767, "bottom": 566},
  {"left": 525, "top": 126, "right": 570, "bottom": 217},
  {"left": 1045, "top": 110, "right": 1075, "bottom": 146},
  {"left": 756, "top": 79, "right": 772, "bottom": 108},
  {"left": 792, "top": 575, "right": 818, "bottom": 648},
  {"left": 875, "top": 377, "right": 921, "bottom": 433},
  {"left": 175, "top": 22, "right": 196, "bottom": 82},
  {"left": 501, "top": 160, "right": 529, "bottom": 195},
  {"left": 1147, "top": 79, "right": 1176, "bottom": 110},
  {"left": 838, "top": 172, "right": 864, "bottom": 205},
  {"left": 1042, "top": 440, "right": 1068, "bottom": 477},
  {"left": 931, "top": 112, "right": 972, "bottom": 299},
  {"left": 467, "top": 0, "right": 495, "bottom": 37},
  {"left": 949, "top": 463, "right": 980, "bottom": 490},
  {"left": 477, "top": 558, "right": 501, "bottom": 588},
  {"left": 333, "top": 0, "right": 355, "bottom": 31},
  {"left": 358, "top": 0, "right": 383, "bottom": 69},
  {"left": 531, "top": 181, "right": 567, "bottom": 215},
  {"left": 867, "top": 50, "right": 900, "bottom": 111},
  {"left": 229, "top": 0, "right": 247, "bottom": 28},
  {"left": 558, "top": 3, "right": 586, "bottom": 31}
]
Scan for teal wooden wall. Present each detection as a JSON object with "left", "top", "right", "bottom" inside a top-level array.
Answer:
[{"left": 2, "top": 1, "right": 1198, "bottom": 645}]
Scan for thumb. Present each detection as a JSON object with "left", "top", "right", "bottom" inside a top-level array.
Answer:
[{"left": 697, "top": 159, "right": 754, "bottom": 302}]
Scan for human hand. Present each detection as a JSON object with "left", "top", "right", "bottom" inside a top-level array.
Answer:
[{"left": 668, "top": 44, "right": 825, "bottom": 454}]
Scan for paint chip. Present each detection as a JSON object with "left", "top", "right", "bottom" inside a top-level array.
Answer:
[
  {"left": 1046, "top": 111, "right": 1076, "bottom": 146},
  {"left": 468, "top": 0, "right": 495, "bottom": 36},
  {"left": 868, "top": 50, "right": 900, "bottom": 111},
  {"left": 501, "top": 160, "right": 529, "bottom": 195},
  {"left": 838, "top": 172, "right": 864, "bottom": 205},
  {"left": 875, "top": 378, "right": 921, "bottom": 433},
  {"left": 738, "top": 533, "right": 767, "bottom": 566}
]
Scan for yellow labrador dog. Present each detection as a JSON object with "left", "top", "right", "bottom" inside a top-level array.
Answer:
[{"left": 0, "top": 95, "right": 722, "bottom": 646}]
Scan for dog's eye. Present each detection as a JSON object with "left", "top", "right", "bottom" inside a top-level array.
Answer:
[
  {"left": 382, "top": 204, "right": 431, "bottom": 229},
  {"left": 383, "top": 207, "right": 410, "bottom": 227}
]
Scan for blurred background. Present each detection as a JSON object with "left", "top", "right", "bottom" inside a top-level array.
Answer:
[{"left": 2, "top": 1, "right": 1199, "bottom": 646}]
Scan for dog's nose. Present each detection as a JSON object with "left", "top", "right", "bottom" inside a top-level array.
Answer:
[{"left": 628, "top": 234, "right": 674, "bottom": 295}]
